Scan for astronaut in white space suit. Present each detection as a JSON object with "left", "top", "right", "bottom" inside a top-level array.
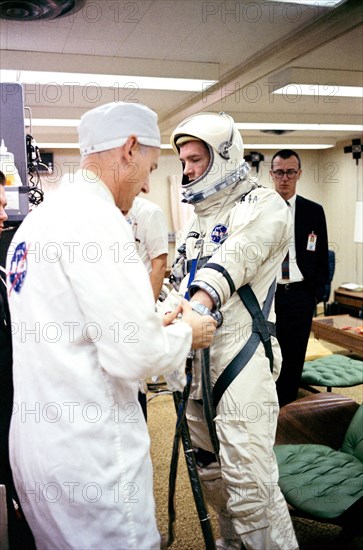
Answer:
[
  {"left": 7, "top": 102, "right": 216, "bottom": 550},
  {"left": 166, "top": 112, "right": 299, "bottom": 550}
]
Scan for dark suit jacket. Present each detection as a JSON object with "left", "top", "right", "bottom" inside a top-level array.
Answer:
[
  {"left": 0, "top": 277, "right": 14, "bottom": 489},
  {"left": 295, "top": 195, "right": 329, "bottom": 303}
]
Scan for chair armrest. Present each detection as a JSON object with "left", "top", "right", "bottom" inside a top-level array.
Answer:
[{"left": 275, "top": 393, "right": 359, "bottom": 449}]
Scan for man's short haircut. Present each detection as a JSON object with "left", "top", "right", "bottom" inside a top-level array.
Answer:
[
  {"left": 0, "top": 170, "right": 5, "bottom": 186},
  {"left": 175, "top": 136, "right": 202, "bottom": 147},
  {"left": 176, "top": 137, "right": 210, "bottom": 158},
  {"left": 138, "top": 143, "right": 151, "bottom": 155},
  {"left": 271, "top": 149, "right": 301, "bottom": 169}
]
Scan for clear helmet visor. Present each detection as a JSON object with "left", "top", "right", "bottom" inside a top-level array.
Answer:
[{"left": 179, "top": 141, "right": 214, "bottom": 189}]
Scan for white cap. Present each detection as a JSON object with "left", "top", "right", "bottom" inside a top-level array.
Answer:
[{"left": 78, "top": 102, "right": 161, "bottom": 156}]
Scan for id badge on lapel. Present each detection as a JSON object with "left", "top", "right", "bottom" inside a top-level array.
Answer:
[{"left": 307, "top": 232, "right": 317, "bottom": 251}]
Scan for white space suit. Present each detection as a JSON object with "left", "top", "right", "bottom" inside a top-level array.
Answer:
[
  {"left": 7, "top": 169, "right": 192, "bottom": 550},
  {"left": 165, "top": 113, "right": 299, "bottom": 550}
]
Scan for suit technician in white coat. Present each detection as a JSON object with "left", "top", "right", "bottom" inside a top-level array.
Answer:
[
  {"left": 126, "top": 195, "right": 169, "bottom": 302},
  {"left": 7, "top": 102, "right": 216, "bottom": 550},
  {"left": 126, "top": 195, "right": 169, "bottom": 419}
]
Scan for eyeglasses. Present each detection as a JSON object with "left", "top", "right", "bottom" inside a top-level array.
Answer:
[{"left": 272, "top": 169, "right": 299, "bottom": 179}]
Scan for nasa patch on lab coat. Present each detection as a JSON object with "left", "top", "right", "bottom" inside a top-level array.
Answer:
[{"left": 9, "top": 241, "right": 28, "bottom": 293}]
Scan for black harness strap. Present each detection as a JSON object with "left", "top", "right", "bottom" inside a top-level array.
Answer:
[
  {"left": 201, "top": 262, "right": 236, "bottom": 296},
  {"left": 213, "top": 281, "right": 276, "bottom": 410},
  {"left": 237, "top": 282, "right": 276, "bottom": 372}
]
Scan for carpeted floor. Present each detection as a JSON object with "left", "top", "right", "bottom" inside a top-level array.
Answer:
[{"left": 148, "top": 343, "right": 363, "bottom": 550}]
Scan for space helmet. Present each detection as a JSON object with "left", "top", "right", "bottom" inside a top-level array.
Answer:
[{"left": 170, "top": 112, "right": 249, "bottom": 204}]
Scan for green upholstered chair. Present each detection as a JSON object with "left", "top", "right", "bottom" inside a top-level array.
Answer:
[
  {"left": 274, "top": 393, "right": 363, "bottom": 536},
  {"left": 301, "top": 355, "right": 363, "bottom": 393}
]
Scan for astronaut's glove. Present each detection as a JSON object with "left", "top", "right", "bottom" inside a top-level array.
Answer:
[{"left": 164, "top": 369, "right": 187, "bottom": 393}]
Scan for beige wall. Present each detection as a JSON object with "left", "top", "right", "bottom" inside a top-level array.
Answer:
[
  {"left": 318, "top": 140, "right": 363, "bottom": 291},
  {"left": 39, "top": 140, "right": 363, "bottom": 292}
]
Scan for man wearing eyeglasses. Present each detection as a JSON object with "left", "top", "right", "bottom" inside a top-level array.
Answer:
[{"left": 270, "top": 149, "right": 329, "bottom": 406}]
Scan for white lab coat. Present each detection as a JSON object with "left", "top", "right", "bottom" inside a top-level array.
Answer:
[{"left": 7, "top": 169, "right": 192, "bottom": 550}]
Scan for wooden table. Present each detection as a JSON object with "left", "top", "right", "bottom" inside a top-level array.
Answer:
[
  {"left": 311, "top": 315, "right": 363, "bottom": 356},
  {"left": 334, "top": 287, "right": 363, "bottom": 315}
]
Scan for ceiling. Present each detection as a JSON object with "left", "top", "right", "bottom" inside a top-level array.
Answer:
[{"left": 0, "top": 0, "right": 362, "bottom": 151}]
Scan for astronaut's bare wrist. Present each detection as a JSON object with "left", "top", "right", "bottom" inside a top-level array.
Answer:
[{"left": 189, "top": 281, "right": 221, "bottom": 309}]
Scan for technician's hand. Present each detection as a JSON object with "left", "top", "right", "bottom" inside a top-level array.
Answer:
[
  {"left": 180, "top": 299, "right": 217, "bottom": 349},
  {"left": 162, "top": 304, "right": 183, "bottom": 326}
]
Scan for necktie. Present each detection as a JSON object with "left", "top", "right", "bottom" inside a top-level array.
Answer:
[
  {"left": 282, "top": 201, "right": 290, "bottom": 280},
  {"left": 281, "top": 250, "right": 290, "bottom": 279}
]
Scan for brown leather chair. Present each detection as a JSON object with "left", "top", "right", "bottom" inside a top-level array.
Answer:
[{"left": 275, "top": 393, "right": 363, "bottom": 537}]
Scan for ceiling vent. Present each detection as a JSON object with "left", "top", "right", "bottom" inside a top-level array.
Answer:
[
  {"left": 0, "top": 0, "right": 84, "bottom": 20},
  {"left": 260, "top": 129, "right": 295, "bottom": 136}
]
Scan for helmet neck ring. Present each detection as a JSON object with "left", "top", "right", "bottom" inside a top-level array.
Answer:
[{"left": 182, "top": 161, "right": 250, "bottom": 204}]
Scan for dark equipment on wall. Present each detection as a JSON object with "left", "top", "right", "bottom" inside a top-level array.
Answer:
[
  {"left": 245, "top": 151, "right": 264, "bottom": 173},
  {"left": 26, "top": 134, "right": 45, "bottom": 207},
  {"left": 344, "top": 138, "right": 362, "bottom": 165}
]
